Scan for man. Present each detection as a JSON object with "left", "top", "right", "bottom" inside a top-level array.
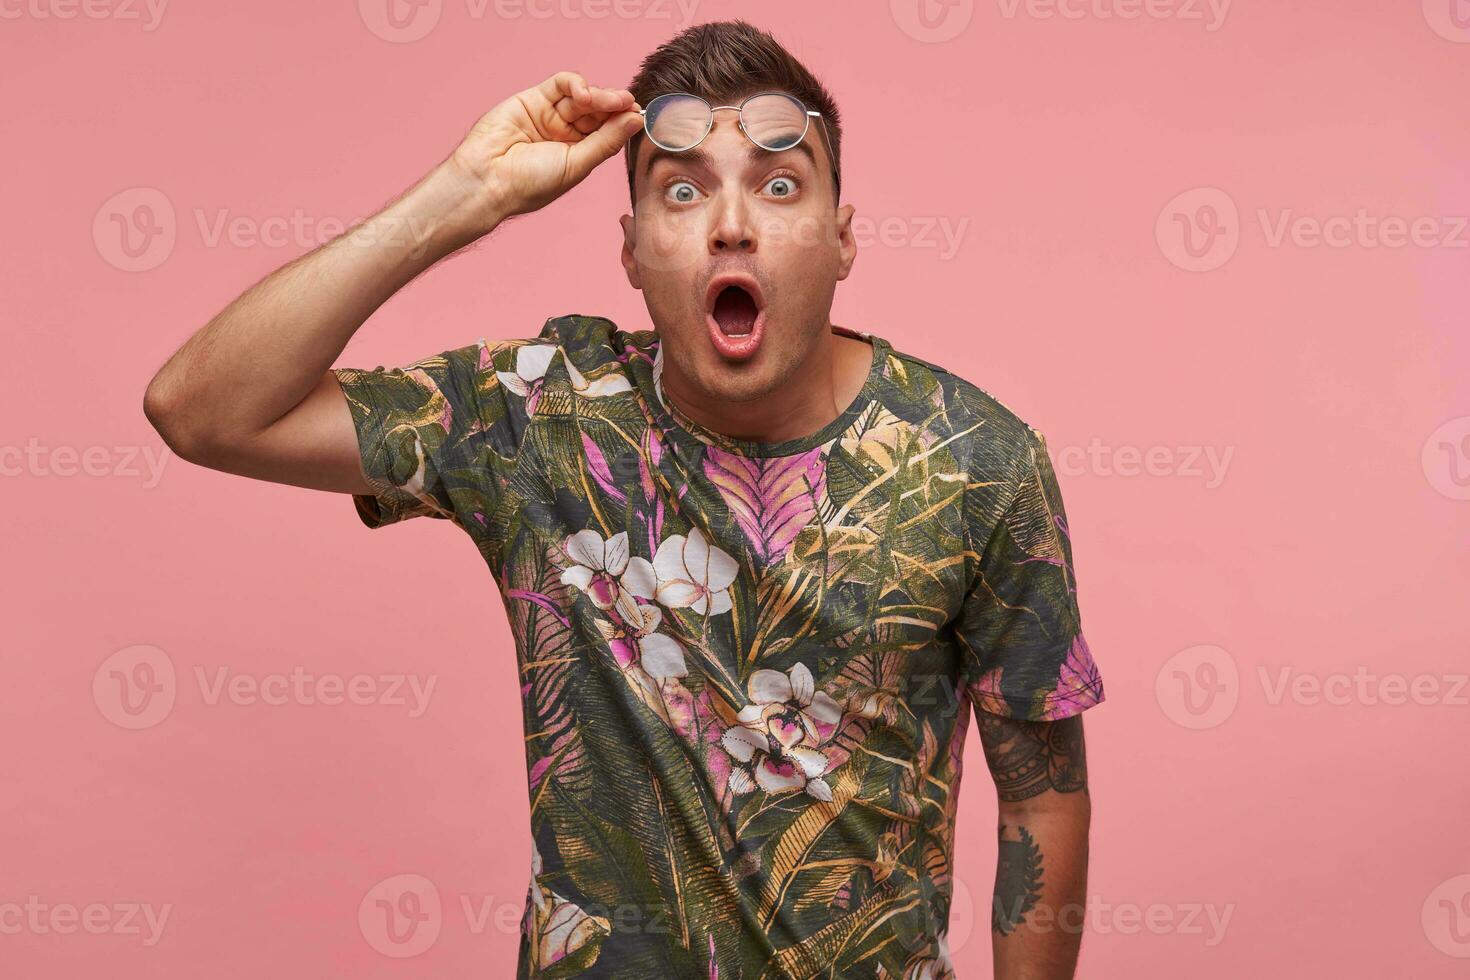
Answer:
[{"left": 144, "top": 19, "right": 1104, "bottom": 980}]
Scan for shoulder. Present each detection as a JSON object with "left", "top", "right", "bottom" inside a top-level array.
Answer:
[
  {"left": 486, "top": 314, "right": 644, "bottom": 410},
  {"left": 535, "top": 313, "right": 644, "bottom": 359},
  {"left": 466, "top": 314, "right": 627, "bottom": 382},
  {"left": 877, "top": 335, "right": 1045, "bottom": 481},
  {"left": 527, "top": 314, "right": 649, "bottom": 377},
  {"left": 871, "top": 335, "right": 1061, "bottom": 552}
]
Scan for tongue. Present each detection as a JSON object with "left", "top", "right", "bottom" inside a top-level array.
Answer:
[{"left": 712, "top": 287, "right": 758, "bottom": 336}]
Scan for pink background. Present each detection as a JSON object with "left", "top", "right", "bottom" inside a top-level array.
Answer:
[{"left": 4, "top": 0, "right": 1469, "bottom": 975}]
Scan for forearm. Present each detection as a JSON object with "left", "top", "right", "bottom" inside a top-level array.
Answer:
[
  {"left": 992, "top": 793, "right": 1090, "bottom": 979},
  {"left": 975, "top": 710, "right": 1092, "bottom": 979},
  {"left": 143, "top": 159, "right": 501, "bottom": 454}
]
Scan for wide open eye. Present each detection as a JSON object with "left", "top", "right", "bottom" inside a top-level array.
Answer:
[
  {"left": 665, "top": 180, "right": 701, "bottom": 204},
  {"left": 762, "top": 175, "right": 798, "bottom": 198}
]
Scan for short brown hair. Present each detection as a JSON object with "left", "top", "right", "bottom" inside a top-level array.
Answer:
[{"left": 624, "top": 20, "right": 843, "bottom": 207}]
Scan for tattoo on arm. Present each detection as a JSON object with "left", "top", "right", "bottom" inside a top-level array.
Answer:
[
  {"left": 993, "top": 822, "right": 1044, "bottom": 936},
  {"left": 978, "top": 713, "right": 1088, "bottom": 803}
]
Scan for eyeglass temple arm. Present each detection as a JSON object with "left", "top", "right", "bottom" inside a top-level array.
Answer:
[{"left": 809, "top": 112, "right": 841, "bottom": 198}]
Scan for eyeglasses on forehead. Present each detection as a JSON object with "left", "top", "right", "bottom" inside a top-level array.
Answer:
[{"left": 631, "top": 91, "right": 840, "bottom": 198}]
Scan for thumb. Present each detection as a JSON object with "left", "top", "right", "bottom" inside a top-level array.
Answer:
[{"left": 565, "top": 111, "right": 643, "bottom": 185}]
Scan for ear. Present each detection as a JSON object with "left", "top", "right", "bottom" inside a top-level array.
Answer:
[
  {"left": 619, "top": 212, "right": 641, "bottom": 290},
  {"left": 834, "top": 202, "right": 857, "bottom": 282}
]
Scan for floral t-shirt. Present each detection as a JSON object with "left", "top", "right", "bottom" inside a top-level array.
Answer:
[{"left": 332, "top": 314, "right": 1104, "bottom": 979}]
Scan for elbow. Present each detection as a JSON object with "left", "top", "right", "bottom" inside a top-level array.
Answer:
[
  {"left": 143, "top": 375, "right": 208, "bottom": 464},
  {"left": 997, "top": 787, "right": 1091, "bottom": 825}
]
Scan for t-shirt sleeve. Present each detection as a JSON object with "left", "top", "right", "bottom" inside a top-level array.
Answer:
[
  {"left": 331, "top": 338, "right": 528, "bottom": 531},
  {"left": 955, "top": 426, "right": 1105, "bottom": 721}
]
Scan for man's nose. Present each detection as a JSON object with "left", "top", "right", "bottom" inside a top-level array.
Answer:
[{"left": 708, "top": 193, "right": 756, "bottom": 254}]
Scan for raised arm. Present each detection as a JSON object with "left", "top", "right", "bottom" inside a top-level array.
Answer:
[
  {"left": 142, "top": 71, "right": 643, "bottom": 493},
  {"left": 978, "top": 710, "right": 1091, "bottom": 980}
]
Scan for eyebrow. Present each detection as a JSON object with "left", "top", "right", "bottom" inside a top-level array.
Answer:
[{"left": 641, "top": 137, "right": 819, "bottom": 182}]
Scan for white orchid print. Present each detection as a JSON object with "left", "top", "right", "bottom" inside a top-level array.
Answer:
[
  {"left": 559, "top": 530, "right": 688, "bottom": 682},
  {"left": 563, "top": 350, "right": 633, "bottom": 398},
  {"left": 624, "top": 526, "right": 738, "bottom": 617},
  {"left": 339, "top": 316, "right": 1105, "bottom": 976},
  {"left": 497, "top": 343, "right": 631, "bottom": 414},
  {"left": 524, "top": 841, "right": 611, "bottom": 974},
  {"left": 591, "top": 601, "right": 688, "bottom": 681},
  {"left": 650, "top": 340, "right": 666, "bottom": 410},
  {"left": 496, "top": 343, "right": 559, "bottom": 414},
  {"left": 559, "top": 530, "right": 640, "bottom": 618},
  {"left": 720, "top": 662, "right": 843, "bottom": 802}
]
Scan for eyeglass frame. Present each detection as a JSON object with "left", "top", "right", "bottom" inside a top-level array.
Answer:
[{"left": 629, "top": 91, "right": 841, "bottom": 201}]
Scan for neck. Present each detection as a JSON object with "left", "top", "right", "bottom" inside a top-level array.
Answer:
[{"left": 662, "top": 324, "right": 873, "bottom": 445}]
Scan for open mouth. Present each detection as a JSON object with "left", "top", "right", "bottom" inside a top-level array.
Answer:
[
  {"left": 712, "top": 285, "right": 759, "bottom": 337},
  {"left": 704, "top": 275, "right": 766, "bottom": 361}
]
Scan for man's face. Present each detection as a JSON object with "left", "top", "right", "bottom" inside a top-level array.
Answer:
[{"left": 620, "top": 97, "right": 856, "bottom": 408}]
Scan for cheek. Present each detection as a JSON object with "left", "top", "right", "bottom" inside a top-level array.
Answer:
[
  {"left": 631, "top": 212, "right": 707, "bottom": 281},
  {"left": 768, "top": 227, "right": 839, "bottom": 303},
  {"left": 640, "top": 270, "right": 698, "bottom": 322},
  {"left": 766, "top": 215, "right": 841, "bottom": 270}
]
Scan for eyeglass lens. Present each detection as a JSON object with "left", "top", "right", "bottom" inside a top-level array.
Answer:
[{"left": 645, "top": 93, "right": 808, "bottom": 153}]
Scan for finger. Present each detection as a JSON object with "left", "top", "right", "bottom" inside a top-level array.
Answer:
[
  {"left": 564, "top": 109, "right": 645, "bottom": 185},
  {"left": 534, "top": 70, "right": 589, "bottom": 108},
  {"left": 550, "top": 106, "right": 607, "bottom": 136},
  {"left": 570, "top": 112, "right": 603, "bottom": 136},
  {"left": 530, "top": 71, "right": 634, "bottom": 114},
  {"left": 552, "top": 94, "right": 591, "bottom": 126},
  {"left": 553, "top": 87, "right": 634, "bottom": 129}
]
